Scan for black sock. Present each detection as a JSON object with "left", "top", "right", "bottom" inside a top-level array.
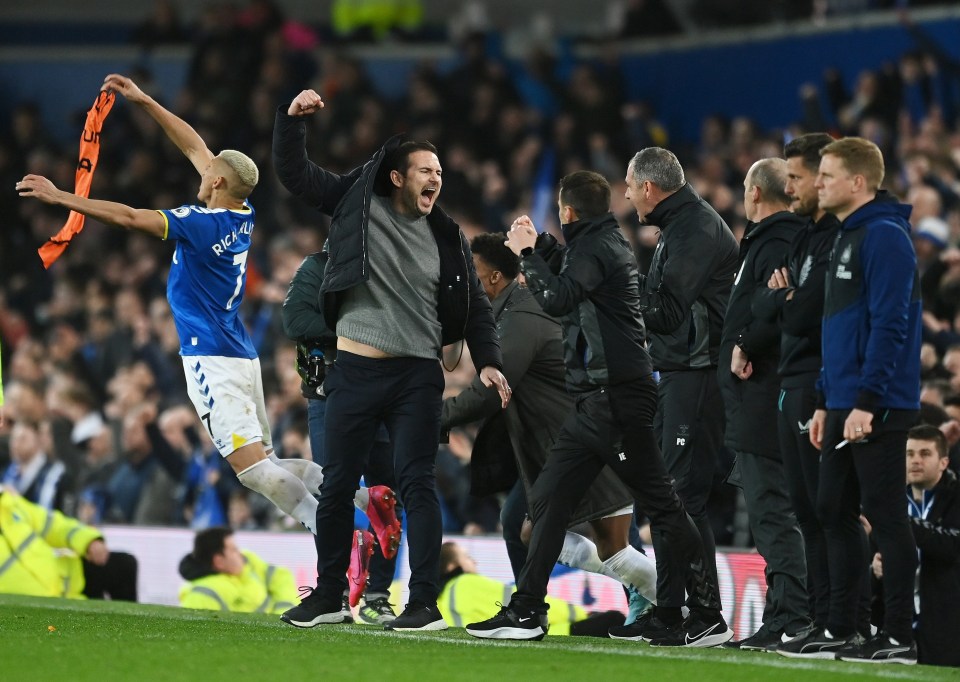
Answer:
[{"left": 655, "top": 606, "right": 683, "bottom": 625}]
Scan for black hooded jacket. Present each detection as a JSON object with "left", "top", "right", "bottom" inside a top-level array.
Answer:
[{"left": 272, "top": 108, "right": 502, "bottom": 372}]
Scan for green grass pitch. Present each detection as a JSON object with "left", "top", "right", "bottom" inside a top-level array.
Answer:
[{"left": 1, "top": 594, "right": 951, "bottom": 682}]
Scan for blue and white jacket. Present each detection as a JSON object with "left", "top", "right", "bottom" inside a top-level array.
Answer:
[{"left": 820, "top": 193, "right": 921, "bottom": 412}]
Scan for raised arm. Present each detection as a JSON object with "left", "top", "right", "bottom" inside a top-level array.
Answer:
[
  {"left": 17, "top": 174, "right": 165, "bottom": 237},
  {"left": 102, "top": 74, "right": 214, "bottom": 174},
  {"left": 273, "top": 90, "right": 358, "bottom": 214}
]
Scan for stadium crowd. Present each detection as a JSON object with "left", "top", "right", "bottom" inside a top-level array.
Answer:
[
  {"left": 2, "top": 0, "right": 960, "bottom": 662},
  {"left": 3, "top": 5, "right": 959, "bottom": 534}
]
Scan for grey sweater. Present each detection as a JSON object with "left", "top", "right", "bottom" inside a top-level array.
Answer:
[{"left": 336, "top": 195, "right": 442, "bottom": 358}]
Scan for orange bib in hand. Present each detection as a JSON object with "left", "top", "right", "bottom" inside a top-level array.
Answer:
[{"left": 37, "top": 90, "right": 116, "bottom": 269}]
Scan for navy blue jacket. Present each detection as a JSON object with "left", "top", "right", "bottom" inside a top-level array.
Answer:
[{"left": 820, "top": 194, "right": 921, "bottom": 412}]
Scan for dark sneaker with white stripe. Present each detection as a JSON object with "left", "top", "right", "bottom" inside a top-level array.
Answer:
[
  {"left": 466, "top": 602, "right": 547, "bottom": 641},
  {"left": 647, "top": 614, "right": 734, "bottom": 648},
  {"left": 723, "top": 626, "right": 782, "bottom": 651},
  {"left": 607, "top": 608, "right": 656, "bottom": 641},
  {"left": 281, "top": 587, "right": 348, "bottom": 628},
  {"left": 384, "top": 601, "right": 448, "bottom": 632},
  {"left": 776, "top": 626, "right": 848, "bottom": 659},
  {"left": 836, "top": 632, "right": 917, "bottom": 665}
]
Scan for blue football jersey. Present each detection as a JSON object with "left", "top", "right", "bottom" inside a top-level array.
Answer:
[{"left": 158, "top": 203, "right": 258, "bottom": 358}]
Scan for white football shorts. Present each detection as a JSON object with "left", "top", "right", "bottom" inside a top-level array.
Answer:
[{"left": 181, "top": 355, "right": 273, "bottom": 458}]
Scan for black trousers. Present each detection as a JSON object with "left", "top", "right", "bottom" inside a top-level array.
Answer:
[
  {"left": 308, "top": 397, "right": 400, "bottom": 595},
  {"left": 779, "top": 383, "right": 872, "bottom": 634},
  {"left": 778, "top": 383, "right": 829, "bottom": 627},
  {"left": 514, "top": 376, "right": 721, "bottom": 615},
  {"left": 82, "top": 551, "right": 138, "bottom": 601},
  {"left": 817, "top": 408, "right": 918, "bottom": 642},
  {"left": 653, "top": 369, "right": 723, "bottom": 608},
  {"left": 735, "top": 450, "right": 810, "bottom": 634},
  {"left": 499, "top": 480, "right": 528, "bottom": 582},
  {"left": 317, "top": 351, "right": 444, "bottom": 605}
]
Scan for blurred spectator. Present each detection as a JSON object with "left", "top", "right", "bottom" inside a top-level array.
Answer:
[
  {"left": 331, "top": 0, "right": 424, "bottom": 42},
  {"left": 2, "top": 420, "right": 67, "bottom": 511},
  {"left": 158, "top": 405, "right": 239, "bottom": 529},
  {"left": 615, "top": 0, "right": 682, "bottom": 38},
  {"left": 105, "top": 402, "right": 178, "bottom": 525},
  {"left": 132, "top": 0, "right": 188, "bottom": 50}
]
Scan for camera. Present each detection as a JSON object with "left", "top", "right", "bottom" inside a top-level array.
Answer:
[{"left": 296, "top": 343, "right": 327, "bottom": 388}]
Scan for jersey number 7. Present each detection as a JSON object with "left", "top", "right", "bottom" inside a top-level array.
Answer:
[{"left": 225, "top": 250, "right": 248, "bottom": 310}]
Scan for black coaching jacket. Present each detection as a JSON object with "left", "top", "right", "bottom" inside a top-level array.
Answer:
[
  {"left": 640, "top": 183, "right": 740, "bottom": 372},
  {"left": 718, "top": 210, "right": 805, "bottom": 457},
  {"left": 521, "top": 212, "right": 651, "bottom": 393}
]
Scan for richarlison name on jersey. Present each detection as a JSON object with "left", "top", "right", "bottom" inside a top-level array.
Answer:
[{"left": 212, "top": 221, "right": 253, "bottom": 256}]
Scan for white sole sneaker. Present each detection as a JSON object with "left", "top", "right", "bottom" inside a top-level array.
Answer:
[
  {"left": 280, "top": 611, "right": 348, "bottom": 628},
  {"left": 465, "top": 625, "right": 545, "bottom": 641},
  {"left": 388, "top": 618, "right": 449, "bottom": 632}
]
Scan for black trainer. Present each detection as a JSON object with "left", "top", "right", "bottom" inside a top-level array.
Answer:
[
  {"left": 608, "top": 608, "right": 656, "bottom": 641},
  {"left": 384, "top": 601, "right": 448, "bottom": 632},
  {"left": 647, "top": 614, "right": 734, "bottom": 648},
  {"left": 776, "top": 626, "right": 849, "bottom": 659},
  {"left": 723, "top": 626, "right": 782, "bottom": 651},
  {"left": 280, "top": 587, "right": 348, "bottom": 628},
  {"left": 836, "top": 632, "right": 917, "bottom": 665},
  {"left": 466, "top": 602, "right": 547, "bottom": 641}
]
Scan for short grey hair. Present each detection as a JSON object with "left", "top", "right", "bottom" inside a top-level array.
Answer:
[
  {"left": 630, "top": 147, "right": 685, "bottom": 192},
  {"left": 748, "top": 158, "right": 790, "bottom": 205},
  {"left": 218, "top": 149, "right": 259, "bottom": 190}
]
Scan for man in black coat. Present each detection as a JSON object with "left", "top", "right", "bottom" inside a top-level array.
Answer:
[
  {"left": 441, "top": 233, "right": 655, "bottom": 611},
  {"left": 718, "top": 158, "right": 811, "bottom": 648},
  {"left": 273, "top": 88, "right": 510, "bottom": 632},
  {"left": 872, "top": 424, "right": 960, "bottom": 667},
  {"left": 465, "top": 171, "right": 728, "bottom": 646},
  {"left": 626, "top": 147, "right": 739, "bottom": 615}
]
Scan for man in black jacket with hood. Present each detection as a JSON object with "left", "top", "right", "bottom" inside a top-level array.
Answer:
[
  {"left": 465, "top": 171, "right": 729, "bottom": 647},
  {"left": 273, "top": 89, "right": 510, "bottom": 632},
  {"left": 719, "top": 158, "right": 812, "bottom": 648}
]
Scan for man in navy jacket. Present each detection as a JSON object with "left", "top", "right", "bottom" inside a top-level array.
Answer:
[{"left": 806, "top": 137, "right": 922, "bottom": 665}]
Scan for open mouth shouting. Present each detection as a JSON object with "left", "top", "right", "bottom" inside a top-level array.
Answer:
[{"left": 419, "top": 185, "right": 438, "bottom": 212}]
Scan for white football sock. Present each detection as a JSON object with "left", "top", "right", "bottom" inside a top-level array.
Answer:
[
  {"left": 269, "top": 453, "right": 369, "bottom": 512},
  {"left": 269, "top": 453, "right": 324, "bottom": 495},
  {"left": 238, "top": 458, "right": 317, "bottom": 533},
  {"left": 558, "top": 531, "right": 606, "bottom": 574},
  {"left": 354, "top": 487, "right": 370, "bottom": 513},
  {"left": 602, "top": 545, "right": 658, "bottom": 603}
]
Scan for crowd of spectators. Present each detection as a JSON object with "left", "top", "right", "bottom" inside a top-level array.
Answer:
[{"left": 1, "top": 2, "right": 959, "bottom": 543}]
